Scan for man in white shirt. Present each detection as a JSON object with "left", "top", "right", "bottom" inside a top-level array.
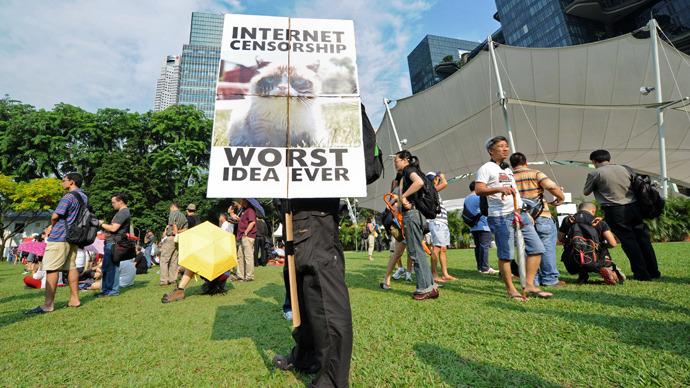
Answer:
[{"left": 474, "top": 136, "right": 552, "bottom": 301}]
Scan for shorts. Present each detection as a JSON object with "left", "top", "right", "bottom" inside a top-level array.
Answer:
[
  {"left": 424, "top": 232, "right": 432, "bottom": 246},
  {"left": 429, "top": 221, "right": 450, "bottom": 247},
  {"left": 42, "top": 241, "right": 78, "bottom": 271},
  {"left": 488, "top": 213, "right": 544, "bottom": 261}
]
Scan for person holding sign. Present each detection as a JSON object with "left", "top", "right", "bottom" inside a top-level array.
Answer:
[{"left": 272, "top": 198, "right": 352, "bottom": 387}]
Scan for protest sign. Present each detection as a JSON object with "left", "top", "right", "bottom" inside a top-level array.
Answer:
[{"left": 207, "top": 14, "right": 365, "bottom": 198}]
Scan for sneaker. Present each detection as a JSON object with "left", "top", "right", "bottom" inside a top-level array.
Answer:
[
  {"left": 405, "top": 272, "right": 413, "bottom": 282},
  {"left": 392, "top": 267, "right": 406, "bottom": 280},
  {"left": 613, "top": 268, "right": 625, "bottom": 284},
  {"left": 283, "top": 310, "right": 293, "bottom": 320},
  {"left": 480, "top": 268, "right": 499, "bottom": 274},
  {"left": 22, "top": 271, "right": 29, "bottom": 274},
  {"left": 161, "top": 288, "right": 185, "bottom": 303},
  {"left": 599, "top": 267, "right": 617, "bottom": 285}
]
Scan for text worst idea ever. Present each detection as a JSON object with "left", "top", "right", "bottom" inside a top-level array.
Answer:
[
  {"left": 229, "top": 27, "right": 349, "bottom": 54},
  {"left": 221, "top": 148, "right": 353, "bottom": 182}
]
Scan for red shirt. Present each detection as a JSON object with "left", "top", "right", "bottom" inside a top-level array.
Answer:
[{"left": 237, "top": 207, "right": 256, "bottom": 240}]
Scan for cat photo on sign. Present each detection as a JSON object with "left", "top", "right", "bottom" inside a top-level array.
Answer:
[{"left": 227, "top": 57, "right": 328, "bottom": 148}]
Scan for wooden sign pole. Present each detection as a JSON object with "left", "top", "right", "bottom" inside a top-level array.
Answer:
[{"left": 285, "top": 211, "right": 301, "bottom": 327}]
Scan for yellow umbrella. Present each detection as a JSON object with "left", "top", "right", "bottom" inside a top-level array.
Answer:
[{"left": 178, "top": 221, "right": 237, "bottom": 280}]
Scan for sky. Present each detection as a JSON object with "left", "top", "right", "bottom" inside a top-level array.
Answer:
[{"left": 0, "top": 0, "right": 500, "bottom": 125}]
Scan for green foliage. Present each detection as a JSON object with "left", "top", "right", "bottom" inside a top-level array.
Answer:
[
  {"left": 645, "top": 196, "right": 690, "bottom": 242},
  {"left": 441, "top": 54, "right": 454, "bottom": 63},
  {"left": 447, "top": 210, "right": 471, "bottom": 248},
  {"left": 1, "top": 98, "right": 216, "bottom": 242},
  {"left": 0, "top": 174, "right": 63, "bottom": 254}
]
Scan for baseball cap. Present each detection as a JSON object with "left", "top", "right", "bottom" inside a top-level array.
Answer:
[{"left": 426, "top": 171, "right": 440, "bottom": 181}]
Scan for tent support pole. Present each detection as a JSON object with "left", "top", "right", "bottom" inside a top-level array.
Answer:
[
  {"left": 649, "top": 18, "right": 669, "bottom": 198},
  {"left": 384, "top": 98, "right": 405, "bottom": 152},
  {"left": 488, "top": 35, "right": 516, "bottom": 151}
]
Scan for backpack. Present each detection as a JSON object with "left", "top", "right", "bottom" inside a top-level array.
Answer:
[
  {"left": 361, "top": 226, "right": 369, "bottom": 239},
  {"left": 461, "top": 205, "right": 482, "bottom": 227},
  {"left": 65, "top": 191, "right": 99, "bottom": 248},
  {"left": 361, "top": 104, "right": 383, "bottom": 185},
  {"left": 561, "top": 215, "right": 609, "bottom": 273},
  {"left": 623, "top": 165, "right": 665, "bottom": 219},
  {"left": 406, "top": 167, "right": 442, "bottom": 219}
]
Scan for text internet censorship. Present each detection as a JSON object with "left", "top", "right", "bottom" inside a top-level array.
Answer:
[{"left": 229, "top": 27, "right": 348, "bottom": 54}]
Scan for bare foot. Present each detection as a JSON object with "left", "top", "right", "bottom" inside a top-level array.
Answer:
[
  {"left": 434, "top": 277, "right": 447, "bottom": 283},
  {"left": 508, "top": 293, "right": 529, "bottom": 302},
  {"left": 443, "top": 275, "right": 458, "bottom": 281}
]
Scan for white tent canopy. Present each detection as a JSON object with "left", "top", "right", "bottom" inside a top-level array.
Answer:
[{"left": 361, "top": 32, "right": 690, "bottom": 210}]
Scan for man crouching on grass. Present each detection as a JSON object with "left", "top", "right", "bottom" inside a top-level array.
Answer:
[{"left": 474, "top": 136, "right": 553, "bottom": 301}]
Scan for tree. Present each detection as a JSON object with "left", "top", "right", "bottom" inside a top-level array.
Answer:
[{"left": 0, "top": 175, "right": 63, "bottom": 255}]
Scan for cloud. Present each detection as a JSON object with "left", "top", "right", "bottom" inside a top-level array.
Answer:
[
  {"left": 0, "top": 0, "right": 432, "bottom": 126},
  {"left": 290, "top": 0, "right": 434, "bottom": 126},
  {"left": 0, "top": 0, "right": 241, "bottom": 113}
]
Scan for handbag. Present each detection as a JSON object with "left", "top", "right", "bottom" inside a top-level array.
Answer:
[{"left": 112, "top": 236, "right": 136, "bottom": 264}]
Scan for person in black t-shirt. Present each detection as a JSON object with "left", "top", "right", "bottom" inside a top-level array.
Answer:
[
  {"left": 134, "top": 246, "right": 148, "bottom": 274},
  {"left": 185, "top": 204, "right": 201, "bottom": 229}
]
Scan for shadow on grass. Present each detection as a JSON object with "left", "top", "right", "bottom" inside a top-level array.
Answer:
[
  {"left": 211, "top": 298, "right": 312, "bottom": 386},
  {"left": 0, "top": 280, "right": 149, "bottom": 328},
  {"left": 253, "top": 282, "right": 285, "bottom": 305},
  {"left": 490, "top": 300, "right": 690, "bottom": 358},
  {"left": 414, "top": 342, "right": 562, "bottom": 387}
]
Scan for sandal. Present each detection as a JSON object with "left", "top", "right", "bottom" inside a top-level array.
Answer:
[
  {"left": 433, "top": 277, "right": 447, "bottom": 283},
  {"left": 380, "top": 282, "right": 391, "bottom": 290},
  {"left": 443, "top": 275, "right": 459, "bottom": 281},
  {"left": 24, "top": 306, "right": 50, "bottom": 314},
  {"left": 508, "top": 294, "right": 529, "bottom": 302}
]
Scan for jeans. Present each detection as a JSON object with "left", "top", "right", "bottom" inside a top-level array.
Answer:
[
  {"left": 471, "top": 230, "right": 493, "bottom": 271},
  {"left": 402, "top": 209, "right": 436, "bottom": 294},
  {"left": 488, "top": 213, "right": 545, "bottom": 261},
  {"left": 533, "top": 217, "right": 560, "bottom": 286},
  {"left": 603, "top": 203, "right": 660, "bottom": 280},
  {"left": 102, "top": 243, "right": 120, "bottom": 295},
  {"left": 144, "top": 245, "right": 152, "bottom": 268}
]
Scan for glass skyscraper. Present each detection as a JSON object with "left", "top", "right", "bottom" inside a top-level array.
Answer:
[
  {"left": 178, "top": 12, "right": 224, "bottom": 118},
  {"left": 407, "top": 35, "right": 480, "bottom": 94},
  {"left": 494, "top": 0, "right": 690, "bottom": 54}
]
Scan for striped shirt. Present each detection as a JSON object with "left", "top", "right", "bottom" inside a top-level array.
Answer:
[
  {"left": 513, "top": 167, "right": 555, "bottom": 218},
  {"left": 47, "top": 189, "right": 89, "bottom": 242},
  {"left": 429, "top": 195, "right": 448, "bottom": 224}
]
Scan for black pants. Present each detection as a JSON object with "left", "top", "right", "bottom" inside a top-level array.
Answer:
[
  {"left": 603, "top": 203, "right": 660, "bottom": 280},
  {"left": 288, "top": 198, "right": 353, "bottom": 388}
]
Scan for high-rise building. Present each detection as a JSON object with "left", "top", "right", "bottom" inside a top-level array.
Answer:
[
  {"left": 407, "top": 35, "right": 480, "bottom": 94},
  {"left": 178, "top": 12, "right": 224, "bottom": 118},
  {"left": 494, "top": 0, "right": 690, "bottom": 53},
  {"left": 154, "top": 55, "right": 181, "bottom": 112}
]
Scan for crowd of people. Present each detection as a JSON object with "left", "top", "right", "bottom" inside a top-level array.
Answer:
[
  {"left": 375, "top": 138, "right": 656, "bottom": 304},
  {"left": 8, "top": 138, "right": 662, "bottom": 387}
]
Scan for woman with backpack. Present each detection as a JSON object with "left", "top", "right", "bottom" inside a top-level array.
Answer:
[{"left": 394, "top": 150, "right": 439, "bottom": 300}]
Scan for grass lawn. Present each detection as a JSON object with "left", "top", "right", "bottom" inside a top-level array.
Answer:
[{"left": 1, "top": 243, "right": 689, "bottom": 387}]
